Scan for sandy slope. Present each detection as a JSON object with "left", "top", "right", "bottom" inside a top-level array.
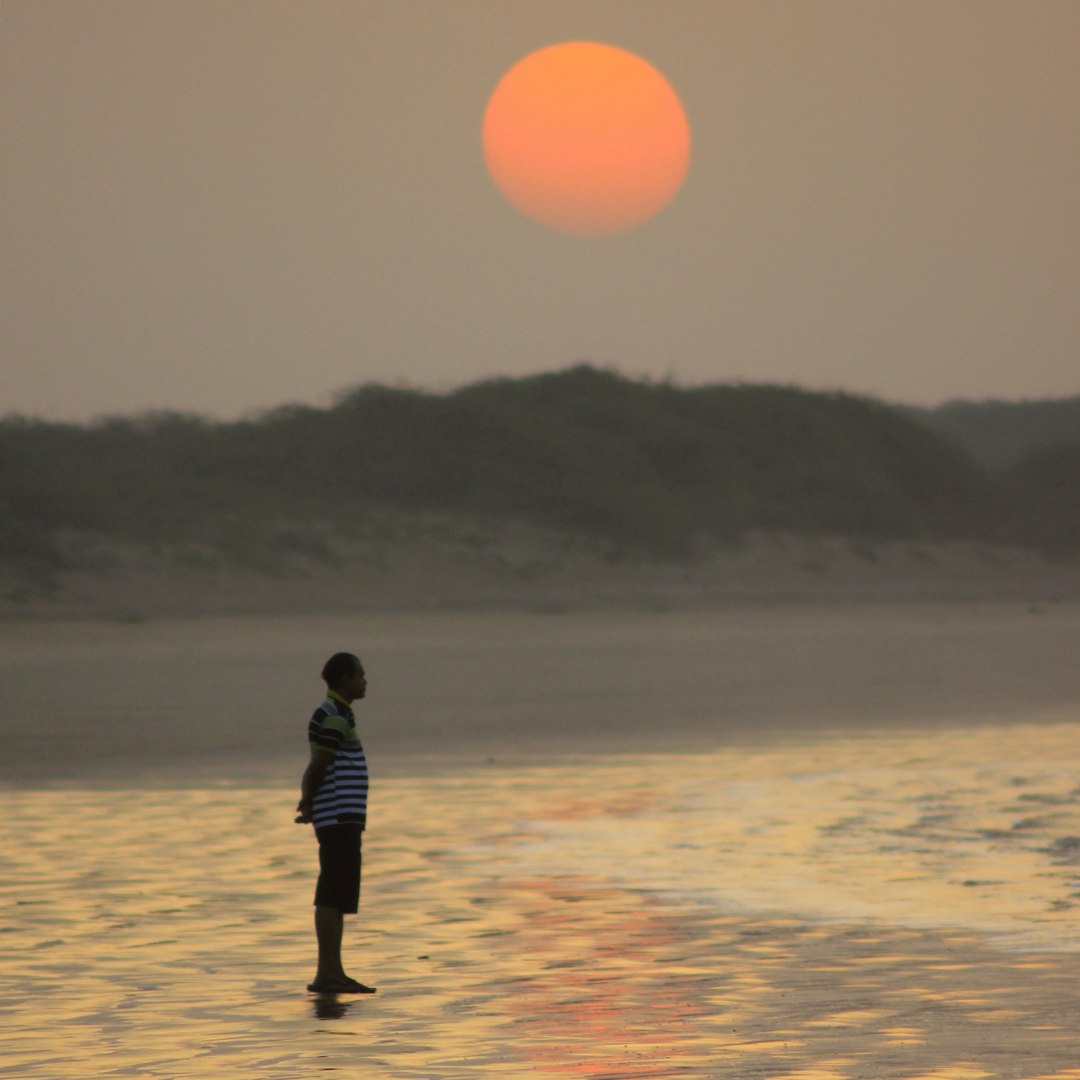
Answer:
[{"left": 3, "top": 527, "right": 1080, "bottom": 622}]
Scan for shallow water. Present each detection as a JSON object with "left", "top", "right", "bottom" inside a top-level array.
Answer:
[
  {"left": 502, "top": 722, "right": 1080, "bottom": 952},
  {"left": 5, "top": 603, "right": 1080, "bottom": 785},
  {"left": 5, "top": 722, "right": 1080, "bottom": 1077}
]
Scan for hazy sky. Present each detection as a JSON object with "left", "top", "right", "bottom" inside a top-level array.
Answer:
[{"left": 4, "top": 1, "right": 1079, "bottom": 420}]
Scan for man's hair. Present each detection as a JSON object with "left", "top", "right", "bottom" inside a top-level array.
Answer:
[{"left": 321, "top": 652, "right": 361, "bottom": 688}]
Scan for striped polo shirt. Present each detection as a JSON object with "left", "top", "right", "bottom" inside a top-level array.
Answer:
[{"left": 308, "top": 689, "right": 369, "bottom": 830}]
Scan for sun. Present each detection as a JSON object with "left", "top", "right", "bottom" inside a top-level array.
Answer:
[{"left": 482, "top": 41, "right": 691, "bottom": 236}]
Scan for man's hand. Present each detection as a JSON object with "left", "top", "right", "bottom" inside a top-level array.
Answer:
[{"left": 296, "top": 749, "right": 332, "bottom": 824}]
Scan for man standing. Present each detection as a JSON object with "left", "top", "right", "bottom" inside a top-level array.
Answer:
[{"left": 295, "top": 652, "right": 375, "bottom": 994}]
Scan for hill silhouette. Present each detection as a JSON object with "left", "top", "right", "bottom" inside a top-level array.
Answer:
[
  {"left": 2, "top": 366, "right": 1076, "bottom": 590},
  {"left": 907, "top": 396, "right": 1080, "bottom": 469}
]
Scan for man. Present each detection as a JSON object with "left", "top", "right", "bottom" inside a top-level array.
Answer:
[{"left": 295, "top": 652, "right": 375, "bottom": 994}]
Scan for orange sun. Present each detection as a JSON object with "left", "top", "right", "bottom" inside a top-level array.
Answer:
[{"left": 482, "top": 41, "right": 691, "bottom": 236}]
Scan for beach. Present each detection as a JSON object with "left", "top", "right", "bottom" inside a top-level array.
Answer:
[{"left": 3, "top": 602, "right": 1080, "bottom": 1077}]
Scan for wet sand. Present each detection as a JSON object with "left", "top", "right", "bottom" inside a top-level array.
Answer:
[
  {"left": 3, "top": 603, "right": 1080, "bottom": 1077},
  {"left": 3, "top": 601, "right": 1080, "bottom": 784},
  {"left": 5, "top": 740, "right": 1080, "bottom": 1078}
]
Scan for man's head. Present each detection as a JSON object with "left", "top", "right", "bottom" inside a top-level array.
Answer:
[{"left": 321, "top": 652, "right": 367, "bottom": 702}]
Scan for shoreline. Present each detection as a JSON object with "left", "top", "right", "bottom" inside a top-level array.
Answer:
[{"left": 5, "top": 711, "right": 1078, "bottom": 791}]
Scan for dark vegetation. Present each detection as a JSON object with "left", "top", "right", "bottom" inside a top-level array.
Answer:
[
  {"left": 908, "top": 396, "right": 1080, "bottom": 469},
  {"left": 2, "top": 366, "right": 1077, "bottom": 585}
]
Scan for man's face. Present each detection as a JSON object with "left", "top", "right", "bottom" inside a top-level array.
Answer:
[{"left": 341, "top": 665, "right": 367, "bottom": 702}]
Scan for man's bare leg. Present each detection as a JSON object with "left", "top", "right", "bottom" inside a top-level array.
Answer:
[
  {"left": 310, "top": 907, "right": 375, "bottom": 993},
  {"left": 314, "top": 906, "right": 346, "bottom": 982}
]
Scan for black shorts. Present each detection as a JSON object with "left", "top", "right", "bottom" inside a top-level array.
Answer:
[{"left": 314, "top": 823, "right": 363, "bottom": 914}]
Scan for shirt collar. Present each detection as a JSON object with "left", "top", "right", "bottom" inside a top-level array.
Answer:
[{"left": 327, "top": 689, "right": 353, "bottom": 712}]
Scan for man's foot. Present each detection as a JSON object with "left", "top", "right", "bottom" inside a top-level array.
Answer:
[{"left": 307, "top": 976, "right": 376, "bottom": 994}]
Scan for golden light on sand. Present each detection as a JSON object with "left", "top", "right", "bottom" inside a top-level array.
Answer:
[{"left": 482, "top": 41, "right": 691, "bottom": 236}]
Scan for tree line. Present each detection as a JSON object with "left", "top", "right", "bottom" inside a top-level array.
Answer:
[{"left": 2, "top": 365, "right": 1077, "bottom": 584}]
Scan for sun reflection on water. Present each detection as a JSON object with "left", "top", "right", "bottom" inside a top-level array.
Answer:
[{"left": 4, "top": 721, "right": 1080, "bottom": 1076}]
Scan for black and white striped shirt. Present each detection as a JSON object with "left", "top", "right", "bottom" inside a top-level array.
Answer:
[{"left": 308, "top": 691, "right": 368, "bottom": 830}]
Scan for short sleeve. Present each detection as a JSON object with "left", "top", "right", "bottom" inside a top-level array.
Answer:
[{"left": 311, "top": 709, "right": 350, "bottom": 755}]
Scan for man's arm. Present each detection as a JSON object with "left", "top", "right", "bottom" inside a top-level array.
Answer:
[{"left": 295, "top": 749, "right": 334, "bottom": 823}]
